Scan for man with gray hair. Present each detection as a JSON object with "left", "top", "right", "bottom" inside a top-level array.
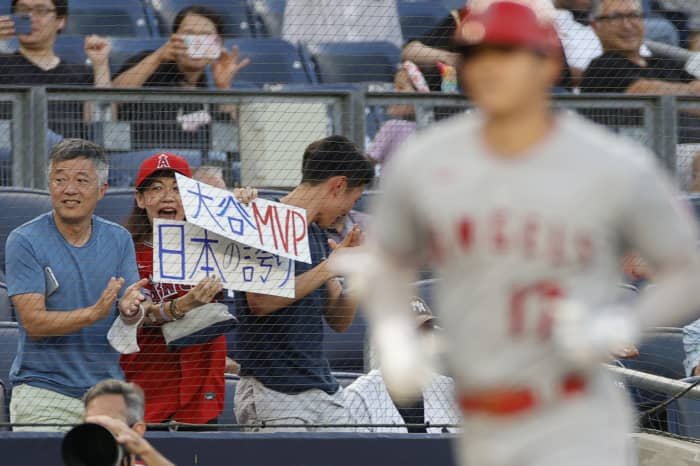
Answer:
[
  {"left": 582, "top": 0, "right": 698, "bottom": 93},
  {"left": 84, "top": 379, "right": 173, "bottom": 466},
  {"left": 6, "top": 138, "right": 147, "bottom": 431}
]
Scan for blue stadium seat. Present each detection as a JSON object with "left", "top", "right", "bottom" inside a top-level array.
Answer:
[
  {"left": 94, "top": 188, "right": 135, "bottom": 226},
  {"left": 0, "top": 282, "right": 12, "bottom": 322},
  {"left": 108, "top": 38, "right": 169, "bottom": 77},
  {"left": 53, "top": 35, "right": 89, "bottom": 67},
  {"left": 305, "top": 42, "right": 401, "bottom": 84},
  {"left": 256, "top": 189, "right": 289, "bottom": 201},
  {"left": 63, "top": 0, "right": 153, "bottom": 37},
  {"left": 0, "top": 322, "right": 18, "bottom": 400},
  {"left": 151, "top": 0, "right": 254, "bottom": 39},
  {"left": 222, "top": 38, "right": 312, "bottom": 86},
  {"left": 667, "top": 376, "right": 700, "bottom": 438},
  {"left": 108, "top": 150, "right": 202, "bottom": 187},
  {"left": 398, "top": 1, "right": 449, "bottom": 41},
  {"left": 332, "top": 371, "right": 362, "bottom": 388},
  {"left": 250, "top": 0, "right": 286, "bottom": 38},
  {"left": 0, "top": 188, "right": 52, "bottom": 273},
  {"left": 619, "top": 327, "right": 686, "bottom": 379},
  {"left": 0, "top": 379, "right": 7, "bottom": 431},
  {"left": 323, "top": 311, "right": 367, "bottom": 373},
  {"left": 220, "top": 374, "right": 240, "bottom": 430}
]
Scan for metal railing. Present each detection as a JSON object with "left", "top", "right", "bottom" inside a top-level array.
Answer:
[{"left": 0, "top": 86, "right": 698, "bottom": 188}]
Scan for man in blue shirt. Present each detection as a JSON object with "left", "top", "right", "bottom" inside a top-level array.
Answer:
[
  {"left": 233, "top": 136, "right": 374, "bottom": 431},
  {"left": 6, "top": 138, "right": 147, "bottom": 431}
]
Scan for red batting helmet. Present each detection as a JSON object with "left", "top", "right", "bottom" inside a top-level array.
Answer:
[{"left": 453, "top": 1, "right": 561, "bottom": 56}]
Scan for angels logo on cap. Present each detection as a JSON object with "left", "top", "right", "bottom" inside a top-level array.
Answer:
[{"left": 157, "top": 153, "right": 172, "bottom": 169}]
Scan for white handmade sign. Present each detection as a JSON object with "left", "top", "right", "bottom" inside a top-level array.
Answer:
[
  {"left": 152, "top": 219, "right": 295, "bottom": 298},
  {"left": 176, "top": 174, "right": 311, "bottom": 263}
]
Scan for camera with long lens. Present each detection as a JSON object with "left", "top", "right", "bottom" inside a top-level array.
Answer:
[{"left": 62, "top": 423, "right": 127, "bottom": 466}]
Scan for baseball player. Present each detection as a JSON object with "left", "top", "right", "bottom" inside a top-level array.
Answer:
[{"left": 346, "top": 2, "right": 700, "bottom": 465}]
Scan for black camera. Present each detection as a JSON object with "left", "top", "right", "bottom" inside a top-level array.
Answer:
[{"left": 61, "top": 423, "right": 126, "bottom": 466}]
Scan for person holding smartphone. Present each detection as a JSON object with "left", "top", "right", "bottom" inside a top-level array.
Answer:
[{"left": 0, "top": 0, "right": 112, "bottom": 138}]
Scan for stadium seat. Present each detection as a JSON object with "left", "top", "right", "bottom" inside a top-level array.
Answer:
[
  {"left": 250, "top": 0, "right": 286, "bottom": 38},
  {"left": 53, "top": 35, "right": 90, "bottom": 67},
  {"left": 619, "top": 327, "right": 686, "bottom": 379},
  {"left": 0, "top": 188, "right": 52, "bottom": 273},
  {"left": 151, "top": 0, "right": 254, "bottom": 39},
  {"left": 0, "top": 379, "right": 7, "bottom": 431},
  {"left": 222, "top": 38, "right": 312, "bottom": 86},
  {"left": 332, "top": 371, "right": 363, "bottom": 388},
  {"left": 220, "top": 374, "right": 240, "bottom": 430},
  {"left": 108, "top": 38, "right": 169, "bottom": 77},
  {"left": 62, "top": 0, "right": 153, "bottom": 37},
  {"left": 0, "top": 282, "right": 12, "bottom": 322},
  {"left": 108, "top": 150, "right": 203, "bottom": 187},
  {"left": 256, "top": 189, "right": 289, "bottom": 201},
  {"left": 667, "top": 376, "right": 700, "bottom": 438},
  {"left": 397, "top": 1, "right": 449, "bottom": 42},
  {"left": 323, "top": 311, "right": 367, "bottom": 373},
  {"left": 94, "top": 188, "right": 136, "bottom": 226},
  {"left": 305, "top": 42, "right": 401, "bottom": 84},
  {"left": 0, "top": 322, "right": 18, "bottom": 399}
]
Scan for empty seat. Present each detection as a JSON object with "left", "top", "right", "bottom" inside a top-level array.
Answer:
[
  {"left": 94, "top": 188, "right": 136, "bottom": 226},
  {"left": 250, "top": 0, "right": 286, "bottom": 38},
  {"left": 220, "top": 374, "right": 240, "bottom": 430},
  {"left": 223, "top": 38, "right": 311, "bottom": 86},
  {"left": 0, "top": 188, "right": 52, "bottom": 273},
  {"left": 0, "top": 322, "right": 18, "bottom": 399},
  {"left": 397, "top": 1, "right": 449, "bottom": 41},
  {"left": 63, "top": 0, "right": 153, "bottom": 37},
  {"left": 323, "top": 311, "right": 367, "bottom": 373},
  {"left": 0, "top": 282, "right": 11, "bottom": 322},
  {"left": 305, "top": 41, "right": 401, "bottom": 84},
  {"left": 108, "top": 150, "right": 202, "bottom": 187},
  {"left": 151, "top": 0, "right": 253, "bottom": 39},
  {"left": 53, "top": 35, "right": 90, "bottom": 67}
]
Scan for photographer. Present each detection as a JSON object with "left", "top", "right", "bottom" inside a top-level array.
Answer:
[{"left": 82, "top": 379, "right": 173, "bottom": 466}]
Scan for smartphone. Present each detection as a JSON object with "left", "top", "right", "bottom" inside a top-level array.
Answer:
[
  {"left": 10, "top": 13, "right": 32, "bottom": 36},
  {"left": 182, "top": 34, "right": 221, "bottom": 60}
]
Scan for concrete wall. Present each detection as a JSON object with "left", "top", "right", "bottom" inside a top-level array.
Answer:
[{"left": 634, "top": 433, "right": 700, "bottom": 466}]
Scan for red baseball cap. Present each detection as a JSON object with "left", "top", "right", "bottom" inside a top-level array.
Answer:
[
  {"left": 135, "top": 152, "right": 192, "bottom": 188},
  {"left": 453, "top": 1, "right": 561, "bottom": 56}
]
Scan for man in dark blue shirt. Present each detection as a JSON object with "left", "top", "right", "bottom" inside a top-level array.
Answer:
[{"left": 233, "top": 135, "right": 374, "bottom": 431}]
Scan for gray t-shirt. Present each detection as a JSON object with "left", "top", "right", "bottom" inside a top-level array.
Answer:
[{"left": 373, "top": 110, "right": 698, "bottom": 390}]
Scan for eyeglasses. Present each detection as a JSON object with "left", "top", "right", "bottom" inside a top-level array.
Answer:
[
  {"left": 595, "top": 11, "right": 644, "bottom": 22},
  {"left": 14, "top": 5, "right": 57, "bottom": 17}
]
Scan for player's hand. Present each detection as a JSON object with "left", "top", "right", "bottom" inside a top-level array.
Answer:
[
  {"left": 94, "top": 277, "right": 125, "bottom": 320},
  {"left": 85, "top": 35, "right": 111, "bottom": 67},
  {"left": 156, "top": 35, "right": 187, "bottom": 63},
  {"left": 233, "top": 186, "right": 257, "bottom": 205},
  {"left": 180, "top": 276, "right": 223, "bottom": 311},
  {"left": 212, "top": 44, "right": 251, "bottom": 89},
  {"left": 552, "top": 301, "right": 641, "bottom": 369},
  {"left": 118, "top": 278, "right": 148, "bottom": 320},
  {"left": 0, "top": 16, "right": 15, "bottom": 40}
]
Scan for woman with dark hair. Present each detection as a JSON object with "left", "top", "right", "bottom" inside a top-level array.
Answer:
[{"left": 120, "top": 152, "right": 255, "bottom": 428}]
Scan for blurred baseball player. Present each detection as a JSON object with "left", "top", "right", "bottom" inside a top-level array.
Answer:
[{"left": 340, "top": 1, "right": 700, "bottom": 465}]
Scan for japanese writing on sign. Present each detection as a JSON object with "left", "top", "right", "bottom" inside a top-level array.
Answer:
[
  {"left": 176, "top": 174, "right": 311, "bottom": 263},
  {"left": 152, "top": 219, "right": 295, "bottom": 298}
]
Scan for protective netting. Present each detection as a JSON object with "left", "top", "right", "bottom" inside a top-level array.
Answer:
[{"left": 0, "top": 0, "right": 698, "bottom": 443}]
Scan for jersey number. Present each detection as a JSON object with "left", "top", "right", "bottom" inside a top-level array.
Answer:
[{"left": 509, "top": 281, "right": 563, "bottom": 340}]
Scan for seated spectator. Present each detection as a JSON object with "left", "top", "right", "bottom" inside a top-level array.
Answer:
[
  {"left": 6, "top": 139, "right": 146, "bottom": 432},
  {"left": 581, "top": 0, "right": 698, "bottom": 93},
  {"left": 233, "top": 136, "right": 374, "bottom": 432},
  {"left": 282, "top": 0, "right": 403, "bottom": 48},
  {"left": 112, "top": 6, "right": 250, "bottom": 149},
  {"left": 345, "top": 297, "right": 460, "bottom": 433},
  {"left": 192, "top": 164, "right": 226, "bottom": 189},
  {"left": 0, "top": 0, "right": 111, "bottom": 138},
  {"left": 84, "top": 380, "right": 174, "bottom": 466}
]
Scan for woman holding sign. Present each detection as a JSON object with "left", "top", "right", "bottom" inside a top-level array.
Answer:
[{"left": 121, "top": 152, "right": 256, "bottom": 428}]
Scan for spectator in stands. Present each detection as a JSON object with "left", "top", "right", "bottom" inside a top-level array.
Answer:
[
  {"left": 282, "top": 0, "right": 403, "bottom": 48},
  {"left": 0, "top": 0, "right": 112, "bottom": 138},
  {"left": 345, "top": 297, "right": 460, "bottom": 433},
  {"left": 120, "top": 153, "right": 255, "bottom": 429},
  {"left": 84, "top": 379, "right": 174, "bottom": 466},
  {"left": 192, "top": 165, "right": 226, "bottom": 189},
  {"left": 233, "top": 136, "right": 374, "bottom": 432},
  {"left": 581, "top": 0, "right": 698, "bottom": 93},
  {"left": 5, "top": 138, "right": 146, "bottom": 432},
  {"left": 683, "top": 317, "right": 700, "bottom": 376},
  {"left": 112, "top": 6, "right": 249, "bottom": 149}
]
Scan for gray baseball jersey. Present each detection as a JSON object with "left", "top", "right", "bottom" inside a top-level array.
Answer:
[{"left": 373, "top": 110, "right": 698, "bottom": 391}]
